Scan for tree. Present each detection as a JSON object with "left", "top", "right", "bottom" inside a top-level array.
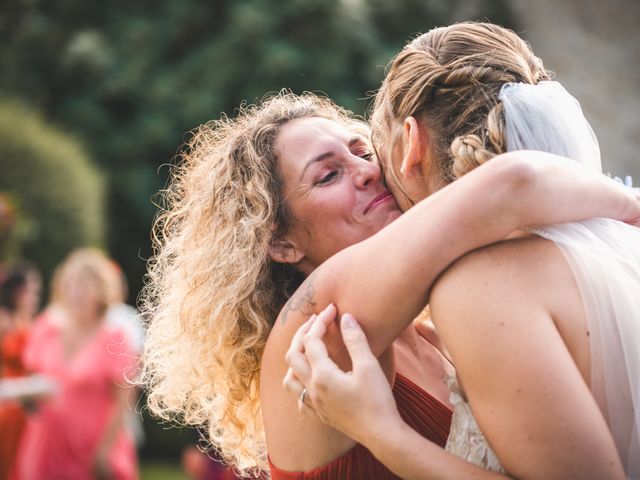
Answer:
[{"left": 0, "top": 101, "right": 106, "bottom": 280}]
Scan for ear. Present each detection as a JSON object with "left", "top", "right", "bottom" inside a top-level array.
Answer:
[
  {"left": 399, "top": 116, "right": 424, "bottom": 180},
  {"left": 268, "top": 237, "right": 305, "bottom": 264}
]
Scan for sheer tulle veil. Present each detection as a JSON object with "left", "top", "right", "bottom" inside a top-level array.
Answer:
[{"left": 499, "top": 81, "right": 640, "bottom": 478}]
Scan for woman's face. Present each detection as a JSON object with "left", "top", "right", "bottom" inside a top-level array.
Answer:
[
  {"left": 274, "top": 117, "right": 402, "bottom": 272},
  {"left": 62, "top": 270, "right": 104, "bottom": 320}
]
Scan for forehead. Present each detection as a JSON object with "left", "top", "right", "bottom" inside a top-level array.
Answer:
[{"left": 275, "top": 117, "right": 358, "bottom": 164}]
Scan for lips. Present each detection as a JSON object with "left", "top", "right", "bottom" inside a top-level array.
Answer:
[{"left": 364, "top": 191, "right": 393, "bottom": 214}]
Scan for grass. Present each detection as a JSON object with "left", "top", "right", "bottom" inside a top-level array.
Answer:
[{"left": 140, "top": 460, "right": 188, "bottom": 480}]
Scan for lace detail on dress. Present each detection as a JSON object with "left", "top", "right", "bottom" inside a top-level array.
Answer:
[{"left": 444, "top": 375, "right": 506, "bottom": 474}]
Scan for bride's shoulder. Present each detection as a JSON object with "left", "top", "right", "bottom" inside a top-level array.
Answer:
[{"left": 432, "top": 235, "right": 565, "bottom": 304}]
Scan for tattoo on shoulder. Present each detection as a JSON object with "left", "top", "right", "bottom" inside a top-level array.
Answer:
[{"left": 280, "top": 273, "right": 318, "bottom": 326}]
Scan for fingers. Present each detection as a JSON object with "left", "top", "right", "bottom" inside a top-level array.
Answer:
[
  {"left": 340, "top": 313, "right": 377, "bottom": 369},
  {"left": 283, "top": 304, "right": 338, "bottom": 403},
  {"left": 303, "top": 334, "right": 332, "bottom": 368},
  {"left": 290, "top": 314, "right": 316, "bottom": 354},
  {"left": 302, "top": 311, "right": 375, "bottom": 382},
  {"left": 283, "top": 314, "right": 317, "bottom": 395},
  {"left": 305, "top": 303, "right": 337, "bottom": 340},
  {"left": 296, "top": 304, "right": 337, "bottom": 369},
  {"left": 316, "top": 302, "right": 338, "bottom": 325},
  {"left": 282, "top": 367, "right": 305, "bottom": 397},
  {"left": 297, "top": 391, "right": 321, "bottom": 421}
]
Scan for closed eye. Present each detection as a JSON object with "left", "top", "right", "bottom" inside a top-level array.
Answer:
[{"left": 315, "top": 170, "right": 340, "bottom": 185}]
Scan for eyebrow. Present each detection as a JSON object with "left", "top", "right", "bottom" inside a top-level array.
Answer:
[{"left": 299, "top": 136, "right": 365, "bottom": 180}]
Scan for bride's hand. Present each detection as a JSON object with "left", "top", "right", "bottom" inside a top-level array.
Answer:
[
  {"left": 284, "top": 308, "right": 403, "bottom": 444},
  {"left": 608, "top": 174, "right": 640, "bottom": 226}
]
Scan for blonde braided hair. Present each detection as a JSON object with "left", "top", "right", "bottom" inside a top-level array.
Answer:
[{"left": 371, "top": 22, "right": 550, "bottom": 185}]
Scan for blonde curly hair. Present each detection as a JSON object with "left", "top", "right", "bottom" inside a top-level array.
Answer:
[
  {"left": 139, "top": 91, "right": 369, "bottom": 476},
  {"left": 370, "top": 22, "right": 550, "bottom": 199}
]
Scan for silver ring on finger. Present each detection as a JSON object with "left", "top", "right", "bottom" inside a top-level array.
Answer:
[{"left": 298, "top": 388, "right": 308, "bottom": 405}]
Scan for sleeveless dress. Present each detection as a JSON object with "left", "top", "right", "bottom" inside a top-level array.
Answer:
[
  {"left": 269, "top": 372, "right": 452, "bottom": 479},
  {"left": 445, "top": 220, "right": 640, "bottom": 479},
  {"left": 12, "top": 312, "right": 139, "bottom": 480}
]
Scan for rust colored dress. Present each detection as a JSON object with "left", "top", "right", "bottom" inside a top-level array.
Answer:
[
  {"left": 269, "top": 372, "right": 452, "bottom": 479},
  {"left": 0, "top": 326, "right": 30, "bottom": 480}
]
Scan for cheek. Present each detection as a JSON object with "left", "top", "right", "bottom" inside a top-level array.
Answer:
[{"left": 295, "top": 187, "right": 357, "bottom": 220}]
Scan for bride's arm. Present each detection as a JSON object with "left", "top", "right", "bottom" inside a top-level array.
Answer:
[{"left": 275, "top": 150, "right": 640, "bottom": 357}]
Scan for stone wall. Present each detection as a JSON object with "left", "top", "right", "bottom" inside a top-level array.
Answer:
[{"left": 509, "top": 0, "right": 640, "bottom": 178}]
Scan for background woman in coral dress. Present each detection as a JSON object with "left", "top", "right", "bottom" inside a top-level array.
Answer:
[{"left": 13, "top": 249, "right": 138, "bottom": 480}]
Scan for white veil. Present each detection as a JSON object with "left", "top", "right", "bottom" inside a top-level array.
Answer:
[{"left": 499, "top": 81, "right": 640, "bottom": 478}]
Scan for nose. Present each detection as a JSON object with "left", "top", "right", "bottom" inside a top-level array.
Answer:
[{"left": 352, "top": 157, "right": 382, "bottom": 189}]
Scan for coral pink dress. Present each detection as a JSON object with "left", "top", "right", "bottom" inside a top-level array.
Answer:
[{"left": 13, "top": 313, "right": 138, "bottom": 479}]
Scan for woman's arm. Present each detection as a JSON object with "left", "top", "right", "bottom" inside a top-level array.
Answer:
[
  {"left": 276, "top": 151, "right": 640, "bottom": 357},
  {"left": 93, "top": 382, "right": 129, "bottom": 479}
]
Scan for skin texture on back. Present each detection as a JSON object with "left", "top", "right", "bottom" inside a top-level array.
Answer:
[{"left": 429, "top": 235, "right": 624, "bottom": 479}]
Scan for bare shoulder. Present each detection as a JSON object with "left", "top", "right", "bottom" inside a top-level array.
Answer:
[
  {"left": 260, "top": 272, "right": 359, "bottom": 471},
  {"left": 432, "top": 235, "right": 566, "bottom": 305},
  {"left": 428, "top": 233, "right": 586, "bottom": 373},
  {"left": 429, "top": 234, "right": 579, "bottom": 346}
]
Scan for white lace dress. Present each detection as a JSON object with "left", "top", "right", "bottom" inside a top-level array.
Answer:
[{"left": 444, "top": 374, "right": 506, "bottom": 473}]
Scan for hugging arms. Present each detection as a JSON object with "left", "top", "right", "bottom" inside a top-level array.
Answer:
[
  {"left": 143, "top": 22, "right": 640, "bottom": 479},
  {"left": 264, "top": 149, "right": 638, "bottom": 477}
]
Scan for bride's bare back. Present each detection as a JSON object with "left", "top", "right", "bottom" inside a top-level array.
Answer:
[{"left": 431, "top": 234, "right": 624, "bottom": 479}]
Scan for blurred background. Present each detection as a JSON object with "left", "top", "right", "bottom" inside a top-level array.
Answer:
[{"left": 0, "top": 0, "right": 637, "bottom": 478}]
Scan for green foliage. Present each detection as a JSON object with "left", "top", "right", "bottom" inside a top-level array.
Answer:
[
  {"left": 0, "top": 1, "right": 517, "bottom": 301},
  {"left": 0, "top": 101, "right": 106, "bottom": 281}
]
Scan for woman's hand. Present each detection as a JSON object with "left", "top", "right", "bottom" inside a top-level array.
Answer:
[{"left": 283, "top": 305, "right": 404, "bottom": 445}]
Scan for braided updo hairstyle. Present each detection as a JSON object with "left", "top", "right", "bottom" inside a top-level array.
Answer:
[{"left": 371, "top": 22, "right": 550, "bottom": 191}]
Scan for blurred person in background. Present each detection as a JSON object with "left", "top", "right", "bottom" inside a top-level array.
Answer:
[
  {"left": 0, "top": 263, "right": 41, "bottom": 480},
  {"left": 181, "top": 445, "right": 242, "bottom": 480},
  {"left": 106, "top": 262, "right": 144, "bottom": 354},
  {"left": 12, "top": 248, "right": 138, "bottom": 480}
]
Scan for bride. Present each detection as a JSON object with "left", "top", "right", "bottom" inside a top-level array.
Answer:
[{"left": 284, "top": 23, "right": 640, "bottom": 479}]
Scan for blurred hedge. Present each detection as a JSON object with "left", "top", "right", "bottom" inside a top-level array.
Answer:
[{"left": 0, "top": 101, "right": 106, "bottom": 282}]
